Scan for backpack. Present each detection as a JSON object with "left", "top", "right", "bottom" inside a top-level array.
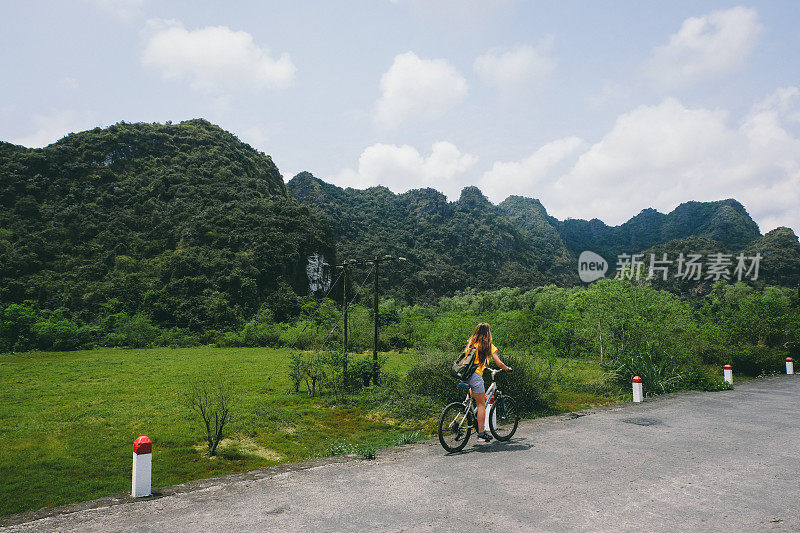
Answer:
[{"left": 451, "top": 347, "right": 477, "bottom": 381}]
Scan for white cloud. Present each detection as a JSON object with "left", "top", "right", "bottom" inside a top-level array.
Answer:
[
  {"left": 480, "top": 137, "right": 584, "bottom": 202},
  {"left": 375, "top": 52, "right": 468, "bottom": 128},
  {"left": 566, "top": 99, "right": 733, "bottom": 183},
  {"left": 141, "top": 19, "right": 296, "bottom": 94},
  {"left": 474, "top": 38, "right": 556, "bottom": 99},
  {"left": 481, "top": 90, "right": 800, "bottom": 234},
  {"left": 11, "top": 110, "right": 100, "bottom": 148},
  {"left": 335, "top": 141, "right": 477, "bottom": 199},
  {"left": 645, "top": 6, "right": 762, "bottom": 87},
  {"left": 752, "top": 86, "right": 800, "bottom": 116}
]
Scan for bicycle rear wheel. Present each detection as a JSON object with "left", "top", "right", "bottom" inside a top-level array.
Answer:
[
  {"left": 438, "top": 402, "right": 472, "bottom": 452},
  {"left": 489, "top": 395, "right": 519, "bottom": 441}
]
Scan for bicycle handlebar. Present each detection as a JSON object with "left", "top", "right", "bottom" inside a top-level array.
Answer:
[{"left": 486, "top": 367, "right": 510, "bottom": 378}]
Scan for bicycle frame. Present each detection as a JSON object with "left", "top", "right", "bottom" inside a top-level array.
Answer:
[
  {"left": 479, "top": 369, "right": 504, "bottom": 430},
  {"left": 455, "top": 368, "right": 503, "bottom": 431}
]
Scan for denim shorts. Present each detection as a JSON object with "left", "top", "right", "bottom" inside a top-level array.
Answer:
[{"left": 468, "top": 371, "right": 485, "bottom": 394}]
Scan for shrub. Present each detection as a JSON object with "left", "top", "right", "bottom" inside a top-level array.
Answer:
[
  {"left": 345, "top": 357, "right": 377, "bottom": 390},
  {"left": 356, "top": 444, "right": 376, "bottom": 460},
  {"left": 680, "top": 362, "right": 732, "bottom": 392},
  {"left": 403, "top": 350, "right": 554, "bottom": 415},
  {"left": 217, "top": 331, "right": 245, "bottom": 347},
  {"left": 0, "top": 304, "right": 38, "bottom": 352},
  {"left": 351, "top": 374, "right": 440, "bottom": 421},
  {"left": 156, "top": 327, "right": 200, "bottom": 348},
  {"left": 287, "top": 351, "right": 387, "bottom": 396},
  {"left": 278, "top": 320, "right": 321, "bottom": 350},
  {"left": 241, "top": 320, "right": 281, "bottom": 347},
  {"left": 103, "top": 313, "right": 160, "bottom": 348},
  {"left": 328, "top": 439, "right": 352, "bottom": 456},
  {"left": 287, "top": 352, "right": 307, "bottom": 393},
  {"left": 387, "top": 333, "right": 411, "bottom": 351},
  {"left": 31, "top": 316, "right": 97, "bottom": 351},
  {"left": 404, "top": 351, "right": 463, "bottom": 404},
  {"left": 729, "top": 345, "right": 787, "bottom": 376},
  {"left": 497, "top": 352, "right": 555, "bottom": 415},
  {"left": 298, "top": 351, "right": 327, "bottom": 396}
]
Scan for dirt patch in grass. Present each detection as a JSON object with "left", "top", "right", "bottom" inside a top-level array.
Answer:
[
  {"left": 193, "top": 437, "right": 283, "bottom": 462},
  {"left": 365, "top": 412, "right": 399, "bottom": 426}
]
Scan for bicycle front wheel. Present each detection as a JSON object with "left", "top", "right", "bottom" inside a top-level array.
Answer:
[
  {"left": 438, "top": 402, "right": 472, "bottom": 452},
  {"left": 489, "top": 395, "right": 519, "bottom": 441}
]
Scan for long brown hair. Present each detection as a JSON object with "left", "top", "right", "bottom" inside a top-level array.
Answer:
[{"left": 466, "top": 322, "right": 492, "bottom": 364}]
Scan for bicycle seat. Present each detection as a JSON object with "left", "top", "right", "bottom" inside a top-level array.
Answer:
[{"left": 457, "top": 382, "right": 470, "bottom": 388}]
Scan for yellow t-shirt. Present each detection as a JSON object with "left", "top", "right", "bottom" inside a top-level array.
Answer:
[{"left": 472, "top": 343, "right": 498, "bottom": 376}]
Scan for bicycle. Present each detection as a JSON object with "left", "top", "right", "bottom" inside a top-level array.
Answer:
[{"left": 437, "top": 368, "right": 519, "bottom": 452}]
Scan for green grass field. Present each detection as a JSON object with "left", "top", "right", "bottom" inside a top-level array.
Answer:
[
  {"left": 0, "top": 347, "right": 618, "bottom": 517},
  {"left": 0, "top": 347, "right": 426, "bottom": 516}
]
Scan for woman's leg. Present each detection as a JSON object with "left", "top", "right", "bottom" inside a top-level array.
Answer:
[
  {"left": 468, "top": 372, "right": 487, "bottom": 435},
  {"left": 474, "top": 392, "right": 486, "bottom": 433}
]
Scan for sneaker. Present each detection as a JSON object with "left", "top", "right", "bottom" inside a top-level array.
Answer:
[{"left": 476, "top": 432, "right": 493, "bottom": 443}]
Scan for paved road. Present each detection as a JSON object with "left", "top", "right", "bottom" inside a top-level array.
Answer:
[{"left": 4, "top": 376, "right": 799, "bottom": 532}]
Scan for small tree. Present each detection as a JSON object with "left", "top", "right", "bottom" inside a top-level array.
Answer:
[
  {"left": 187, "top": 378, "right": 233, "bottom": 456},
  {"left": 287, "top": 352, "right": 308, "bottom": 393},
  {"left": 304, "top": 353, "right": 326, "bottom": 397}
]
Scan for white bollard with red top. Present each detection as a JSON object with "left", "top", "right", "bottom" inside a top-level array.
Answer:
[
  {"left": 132, "top": 436, "right": 152, "bottom": 498},
  {"left": 723, "top": 364, "right": 733, "bottom": 385},
  {"left": 632, "top": 376, "right": 643, "bottom": 403},
  {"left": 787, "top": 357, "right": 794, "bottom": 375}
]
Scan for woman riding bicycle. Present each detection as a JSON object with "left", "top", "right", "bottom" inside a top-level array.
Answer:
[{"left": 464, "top": 323, "right": 511, "bottom": 443}]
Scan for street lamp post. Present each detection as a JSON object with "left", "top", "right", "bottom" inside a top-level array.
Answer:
[
  {"left": 342, "top": 262, "right": 349, "bottom": 372},
  {"left": 373, "top": 256, "right": 379, "bottom": 384},
  {"left": 334, "top": 255, "right": 406, "bottom": 387}
]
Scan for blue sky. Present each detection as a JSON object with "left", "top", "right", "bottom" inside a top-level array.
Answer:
[{"left": 2, "top": 1, "right": 799, "bottom": 234}]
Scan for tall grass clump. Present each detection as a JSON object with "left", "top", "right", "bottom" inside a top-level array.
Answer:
[
  {"left": 605, "top": 342, "right": 731, "bottom": 396},
  {"left": 605, "top": 346, "right": 683, "bottom": 396}
]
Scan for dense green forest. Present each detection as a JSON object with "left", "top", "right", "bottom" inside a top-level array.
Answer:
[
  {"left": 288, "top": 173, "right": 579, "bottom": 299},
  {"left": 288, "top": 172, "right": 800, "bottom": 300},
  {"left": 0, "top": 120, "right": 334, "bottom": 343},
  {"left": 1, "top": 120, "right": 799, "bottom": 357}
]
